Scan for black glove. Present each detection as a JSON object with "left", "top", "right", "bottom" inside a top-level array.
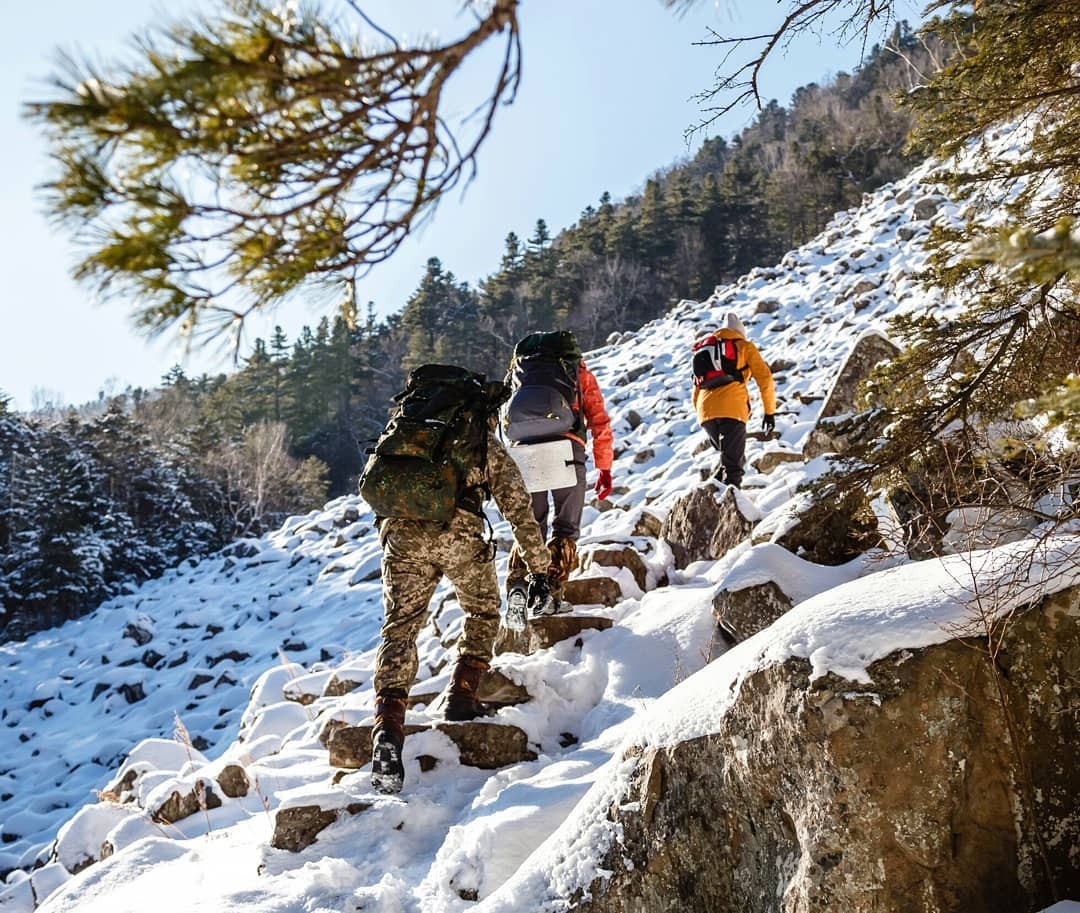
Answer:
[
  {"left": 762, "top": 413, "right": 776, "bottom": 434},
  {"left": 525, "top": 572, "right": 554, "bottom": 616}
]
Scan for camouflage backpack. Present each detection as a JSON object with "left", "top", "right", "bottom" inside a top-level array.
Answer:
[{"left": 359, "top": 365, "right": 508, "bottom": 522}]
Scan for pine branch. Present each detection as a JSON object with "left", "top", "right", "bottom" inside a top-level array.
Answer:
[{"left": 25, "top": 0, "right": 522, "bottom": 348}]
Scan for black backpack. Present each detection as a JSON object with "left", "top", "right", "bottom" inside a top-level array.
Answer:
[
  {"left": 503, "top": 331, "right": 583, "bottom": 443},
  {"left": 692, "top": 334, "right": 744, "bottom": 389},
  {"left": 359, "top": 365, "right": 508, "bottom": 522}
]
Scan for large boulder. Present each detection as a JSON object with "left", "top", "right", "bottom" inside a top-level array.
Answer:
[
  {"left": 882, "top": 427, "right": 1050, "bottom": 561},
  {"left": 752, "top": 447, "right": 804, "bottom": 475},
  {"left": 494, "top": 613, "right": 614, "bottom": 656},
  {"left": 327, "top": 720, "right": 536, "bottom": 771},
  {"left": 711, "top": 580, "right": 793, "bottom": 644},
  {"left": 804, "top": 332, "right": 900, "bottom": 459},
  {"left": 661, "top": 484, "right": 756, "bottom": 569},
  {"left": 271, "top": 800, "right": 371, "bottom": 852},
  {"left": 150, "top": 782, "right": 222, "bottom": 825},
  {"left": 327, "top": 722, "right": 428, "bottom": 769},
  {"left": 575, "top": 584, "right": 1080, "bottom": 913},
  {"left": 564, "top": 576, "right": 624, "bottom": 608},
  {"left": 752, "top": 488, "right": 881, "bottom": 566},
  {"left": 580, "top": 544, "right": 651, "bottom": 593}
]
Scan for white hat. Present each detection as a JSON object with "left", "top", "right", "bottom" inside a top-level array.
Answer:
[{"left": 724, "top": 312, "right": 747, "bottom": 337}]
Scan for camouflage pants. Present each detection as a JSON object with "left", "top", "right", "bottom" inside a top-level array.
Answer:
[{"left": 374, "top": 512, "right": 500, "bottom": 696}]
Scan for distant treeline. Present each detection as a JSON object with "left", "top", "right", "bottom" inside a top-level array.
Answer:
[{"left": 0, "top": 24, "right": 934, "bottom": 638}]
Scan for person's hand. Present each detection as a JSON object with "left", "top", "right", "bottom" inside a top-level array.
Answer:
[
  {"left": 762, "top": 414, "right": 776, "bottom": 435},
  {"left": 594, "top": 469, "right": 613, "bottom": 501},
  {"left": 525, "top": 573, "right": 554, "bottom": 615}
]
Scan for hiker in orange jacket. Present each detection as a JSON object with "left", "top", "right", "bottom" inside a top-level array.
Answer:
[
  {"left": 692, "top": 312, "right": 776, "bottom": 488},
  {"left": 526, "top": 358, "right": 613, "bottom": 608},
  {"left": 504, "top": 332, "right": 614, "bottom": 611}
]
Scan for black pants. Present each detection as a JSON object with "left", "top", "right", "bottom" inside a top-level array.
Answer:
[{"left": 702, "top": 418, "right": 746, "bottom": 488}]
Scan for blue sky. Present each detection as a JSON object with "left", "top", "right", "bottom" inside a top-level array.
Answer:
[{"left": 1, "top": 0, "right": 922, "bottom": 411}]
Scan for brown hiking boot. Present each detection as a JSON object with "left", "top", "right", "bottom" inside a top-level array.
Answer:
[
  {"left": 546, "top": 536, "right": 579, "bottom": 607},
  {"left": 371, "top": 689, "right": 407, "bottom": 794},
  {"left": 444, "top": 655, "right": 490, "bottom": 722}
]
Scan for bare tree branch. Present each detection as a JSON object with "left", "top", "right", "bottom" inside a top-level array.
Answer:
[{"left": 663, "top": 0, "right": 898, "bottom": 137}]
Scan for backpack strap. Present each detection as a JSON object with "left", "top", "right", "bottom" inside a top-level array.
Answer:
[
  {"left": 454, "top": 401, "right": 489, "bottom": 517},
  {"left": 568, "top": 359, "right": 585, "bottom": 428},
  {"left": 461, "top": 419, "right": 496, "bottom": 559}
]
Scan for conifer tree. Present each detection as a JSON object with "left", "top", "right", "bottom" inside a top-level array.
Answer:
[
  {"left": 268, "top": 326, "right": 291, "bottom": 422},
  {"left": 402, "top": 258, "right": 453, "bottom": 369},
  {"left": 636, "top": 178, "right": 674, "bottom": 268},
  {"left": 665, "top": 171, "right": 700, "bottom": 232},
  {"left": 831, "top": 0, "right": 1080, "bottom": 530},
  {"left": 477, "top": 237, "right": 530, "bottom": 360},
  {"left": 594, "top": 192, "right": 616, "bottom": 256},
  {"left": 718, "top": 143, "right": 770, "bottom": 279},
  {"left": 241, "top": 338, "right": 276, "bottom": 423},
  {"left": 524, "top": 219, "right": 558, "bottom": 328}
]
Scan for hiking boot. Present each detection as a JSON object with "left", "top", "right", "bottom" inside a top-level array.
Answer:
[
  {"left": 524, "top": 571, "right": 555, "bottom": 617},
  {"left": 547, "top": 536, "right": 578, "bottom": 593},
  {"left": 711, "top": 465, "right": 741, "bottom": 489},
  {"left": 544, "top": 536, "right": 578, "bottom": 612},
  {"left": 505, "top": 546, "right": 529, "bottom": 631},
  {"left": 531, "top": 596, "right": 574, "bottom": 618},
  {"left": 505, "top": 578, "right": 528, "bottom": 632},
  {"left": 444, "top": 655, "right": 490, "bottom": 722},
  {"left": 529, "top": 596, "right": 574, "bottom": 618},
  {"left": 370, "top": 690, "right": 407, "bottom": 795}
]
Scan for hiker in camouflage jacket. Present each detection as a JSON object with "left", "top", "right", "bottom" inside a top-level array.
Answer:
[
  {"left": 374, "top": 430, "right": 550, "bottom": 696},
  {"left": 370, "top": 424, "right": 551, "bottom": 793}
]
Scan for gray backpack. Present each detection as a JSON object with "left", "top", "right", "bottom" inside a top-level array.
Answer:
[{"left": 503, "top": 331, "right": 583, "bottom": 443}]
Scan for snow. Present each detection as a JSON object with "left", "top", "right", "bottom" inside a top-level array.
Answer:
[{"left": 0, "top": 121, "right": 1076, "bottom": 912}]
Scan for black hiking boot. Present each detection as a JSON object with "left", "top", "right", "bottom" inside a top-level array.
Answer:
[
  {"left": 370, "top": 690, "right": 407, "bottom": 795},
  {"left": 505, "top": 578, "right": 528, "bottom": 632},
  {"left": 371, "top": 730, "right": 405, "bottom": 795}
]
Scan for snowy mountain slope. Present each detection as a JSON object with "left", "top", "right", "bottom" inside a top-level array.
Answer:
[
  {"left": 0, "top": 157, "right": 947, "bottom": 886},
  {"left": 3, "top": 125, "right": 1075, "bottom": 912}
]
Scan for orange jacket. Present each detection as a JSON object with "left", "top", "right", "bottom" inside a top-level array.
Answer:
[
  {"left": 692, "top": 329, "right": 776, "bottom": 424},
  {"left": 571, "top": 362, "right": 613, "bottom": 471}
]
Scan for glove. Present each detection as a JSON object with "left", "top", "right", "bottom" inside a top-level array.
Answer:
[
  {"left": 594, "top": 468, "right": 613, "bottom": 501},
  {"left": 525, "top": 573, "right": 554, "bottom": 616},
  {"left": 762, "top": 414, "right": 776, "bottom": 435}
]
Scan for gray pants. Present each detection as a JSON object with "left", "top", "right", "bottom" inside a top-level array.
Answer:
[{"left": 531, "top": 439, "right": 588, "bottom": 540}]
